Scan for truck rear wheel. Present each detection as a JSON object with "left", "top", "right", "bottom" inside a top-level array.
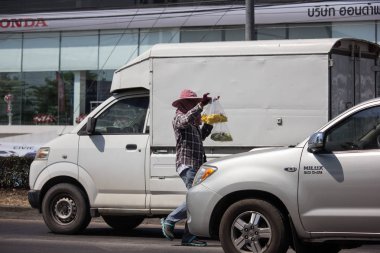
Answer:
[
  {"left": 102, "top": 215, "right": 145, "bottom": 231},
  {"left": 219, "top": 199, "right": 288, "bottom": 253},
  {"left": 42, "top": 183, "right": 91, "bottom": 234}
]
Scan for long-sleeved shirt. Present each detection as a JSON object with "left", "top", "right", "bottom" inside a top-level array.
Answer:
[{"left": 172, "top": 103, "right": 205, "bottom": 174}]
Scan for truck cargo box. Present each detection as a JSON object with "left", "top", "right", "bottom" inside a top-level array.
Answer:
[{"left": 111, "top": 38, "right": 380, "bottom": 148}]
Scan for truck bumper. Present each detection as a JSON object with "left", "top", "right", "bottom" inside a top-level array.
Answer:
[
  {"left": 28, "top": 190, "right": 41, "bottom": 210},
  {"left": 187, "top": 183, "right": 221, "bottom": 238}
]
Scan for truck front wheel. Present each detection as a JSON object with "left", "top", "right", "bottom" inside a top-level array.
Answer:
[
  {"left": 42, "top": 183, "right": 91, "bottom": 234},
  {"left": 102, "top": 215, "right": 145, "bottom": 231},
  {"left": 219, "top": 199, "right": 288, "bottom": 253}
]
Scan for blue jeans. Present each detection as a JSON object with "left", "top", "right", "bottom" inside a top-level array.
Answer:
[
  {"left": 165, "top": 166, "right": 197, "bottom": 242},
  {"left": 166, "top": 166, "right": 196, "bottom": 223}
]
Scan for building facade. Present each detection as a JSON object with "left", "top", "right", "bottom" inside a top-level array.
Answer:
[{"left": 0, "top": 1, "right": 379, "bottom": 132}]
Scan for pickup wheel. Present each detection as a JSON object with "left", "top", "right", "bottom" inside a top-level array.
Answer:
[
  {"left": 102, "top": 216, "right": 145, "bottom": 231},
  {"left": 42, "top": 183, "right": 91, "bottom": 234},
  {"left": 219, "top": 199, "right": 288, "bottom": 253}
]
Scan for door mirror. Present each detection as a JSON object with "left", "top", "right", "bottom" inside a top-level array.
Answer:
[
  {"left": 308, "top": 132, "right": 325, "bottom": 153},
  {"left": 86, "top": 117, "right": 97, "bottom": 135}
]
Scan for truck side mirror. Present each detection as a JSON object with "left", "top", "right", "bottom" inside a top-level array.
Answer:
[
  {"left": 308, "top": 132, "right": 325, "bottom": 153},
  {"left": 86, "top": 117, "right": 97, "bottom": 135}
]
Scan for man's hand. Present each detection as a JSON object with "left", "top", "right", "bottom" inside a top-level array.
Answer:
[{"left": 200, "top": 93, "right": 212, "bottom": 107}]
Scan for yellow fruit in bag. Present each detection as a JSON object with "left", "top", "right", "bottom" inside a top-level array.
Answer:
[{"left": 201, "top": 114, "right": 228, "bottom": 124}]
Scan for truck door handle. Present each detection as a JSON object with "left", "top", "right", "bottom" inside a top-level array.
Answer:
[{"left": 126, "top": 144, "right": 137, "bottom": 150}]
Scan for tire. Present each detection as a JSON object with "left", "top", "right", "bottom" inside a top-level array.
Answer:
[
  {"left": 102, "top": 215, "right": 145, "bottom": 231},
  {"left": 219, "top": 199, "right": 288, "bottom": 253},
  {"left": 42, "top": 183, "right": 91, "bottom": 234}
]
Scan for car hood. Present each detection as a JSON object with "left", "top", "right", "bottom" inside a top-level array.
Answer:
[{"left": 206, "top": 147, "right": 290, "bottom": 166}]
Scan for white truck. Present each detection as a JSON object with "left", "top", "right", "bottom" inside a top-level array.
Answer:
[{"left": 28, "top": 38, "right": 380, "bottom": 234}]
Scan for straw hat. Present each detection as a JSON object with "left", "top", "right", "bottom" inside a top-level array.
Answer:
[{"left": 172, "top": 89, "right": 202, "bottom": 107}]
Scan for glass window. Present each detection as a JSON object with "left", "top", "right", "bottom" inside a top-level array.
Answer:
[
  {"left": 332, "top": 22, "right": 376, "bottom": 43},
  {"left": 225, "top": 27, "right": 245, "bottom": 41},
  {"left": 0, "top": 72, "right": 22, "bottom": 125},
  {"left": 99, "top": 30, "right": 139, "bottom": 69},
  {"left": 61, "top": 31, "right": 99, "bottom": 71},
  {"left": 0, "top": 34, "right": 22, "bottom": 72},
  {"left": 289, "top": 23, "right": 331, "bottom": 39},
  {"left": 325, "top": 106, "right": 380, "bottom": 152},
  {"left": 23, "top": 32, "right": 60, "bottom": 71},
  {"left": 180, "top": 28, "right": 222, "bottom": 43},
  {"left": 84, "top": 70, "right": 113, "bottom": 114},
  {"left": 257, "top": 25, "right": 287, "bottom": 40},
  {"left": 95, "top": 96, "right": 149, "bottom": 134},
  {"left": 139, "top": 29, "right": 179, "bottom": 55},
  {"left": 22, "top": 71, "right": 74, "bottom": 125}
]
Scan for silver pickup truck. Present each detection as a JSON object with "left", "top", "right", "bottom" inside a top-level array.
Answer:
[{"left": 187, "top": 97, "right": 380, "bottom": 253}]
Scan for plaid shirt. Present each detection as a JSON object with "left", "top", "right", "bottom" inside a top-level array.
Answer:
[{"left": 173, "top": 103, "right": 205, "bottom": 173}]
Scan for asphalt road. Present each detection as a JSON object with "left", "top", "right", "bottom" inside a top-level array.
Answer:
[{"left": 0, "top": 216, "right": 380, "bottom": 253}]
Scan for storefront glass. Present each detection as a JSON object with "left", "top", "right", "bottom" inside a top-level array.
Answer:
[
  {"left": 99, "top": 30, "right": 139, "bottom": 69},
  {"left": 22, "top": 71, "right": 74, "bottom": 125},
  {"left": 289, "top": 23, "right": 331, "bottom": 39},
  {"left": 140, "top": 28, "right": 180, "bottom": 54},
  {"left": 257, "top": 25, "right": 287, "bottom": 40},
  {"left": 332, "top": 21, "right": 376, "bottom": 43},
  {"left": 180, "top": 28, "right": 222, "bottom": 42},
  {"left": 0, "top": 34, "right": 22, "bottom": 72},
  {"left": 0, "top": 73, "right": 22, "bottom": 125},
  {"left": 23, "top": 32, "right": 60, "bottom": 72}
]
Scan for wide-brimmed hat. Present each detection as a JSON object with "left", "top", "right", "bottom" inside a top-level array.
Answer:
[{"left": 172, "top": 89, "right": 202, "bottom": 107}]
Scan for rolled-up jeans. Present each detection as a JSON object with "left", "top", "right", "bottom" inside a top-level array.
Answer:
[{"left": 165, "top": 166, "right": 197, "bottom": 242}]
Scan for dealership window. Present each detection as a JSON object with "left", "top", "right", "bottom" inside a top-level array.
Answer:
[
  {"left": 22, "top": 71, "right": 74, "bottom": 125},
  {"left": 225, "top": 27, "right": 245, "bottom": 41},
  {"left": 84, "top": 70, "right": 114, "bottom": 114},
  {"left": 139, "top": 28, "right": 180, "bottom": 54},
  {"left": 257, "top": 25, "right": 287, "bottom": 40},
  {"left": 61, "top": 31, "right": 99, "bottom": 71},
  {"left": 0, "top": 34, "right": 22, "bottom": 72},
  {"left": 22, "top": 32, "right": 60, "bottom": 72},
  {"left": 180, "top": 28, "right": 222, "bottom": 42},
  {"left": 99, "top": 30, "right": 139, "bottom": 69},
  {"left": 0, "top": 73, "right": 22, "bottom": 125},
  {"left": 289, "top": 23, "right": 331, "bottom": 39},
  {"left": 332, "top": 22, "right": 376, "bottom": 43}
]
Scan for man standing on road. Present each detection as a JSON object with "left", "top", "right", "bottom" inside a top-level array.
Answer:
[{"left": 161, "top": 89, "right": 212, "bottom": 247}]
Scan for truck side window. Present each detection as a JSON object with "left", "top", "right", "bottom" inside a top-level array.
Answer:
[
  {"left": 324, "top": 106, "right": 380, "bottom": 152},
  {"left": 95, "top": 96, "right": 149, "bottom": 134}
]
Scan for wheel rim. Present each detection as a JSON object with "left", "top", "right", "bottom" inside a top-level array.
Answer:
[
  {"left": 51, "top": 194, "right": 77, "bottom": 225},
  {"left": 230, "top": 211, "right": 272, "bottom": 253}
]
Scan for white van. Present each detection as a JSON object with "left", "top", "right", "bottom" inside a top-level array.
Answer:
[{"left": 28, "top": 38, "right": 380, "bottom": 234}]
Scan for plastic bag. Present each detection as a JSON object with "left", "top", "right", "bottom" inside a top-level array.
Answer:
[
  {"left": 211, "top": 123, "right": 233, "bottom": 142},
  {"left": 202, "top": 98, "right": 233, "bottom": 142},
  {"left": 201, "top": 99, "right": 228, "bottom": 124}
]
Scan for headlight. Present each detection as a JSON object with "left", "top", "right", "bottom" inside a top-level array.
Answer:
[
  {"left": 193, "top": 166, "right": 218, "bottom": 186},
  {"left": 35, "top": 147, "right": 50, "bottom": 160}
]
